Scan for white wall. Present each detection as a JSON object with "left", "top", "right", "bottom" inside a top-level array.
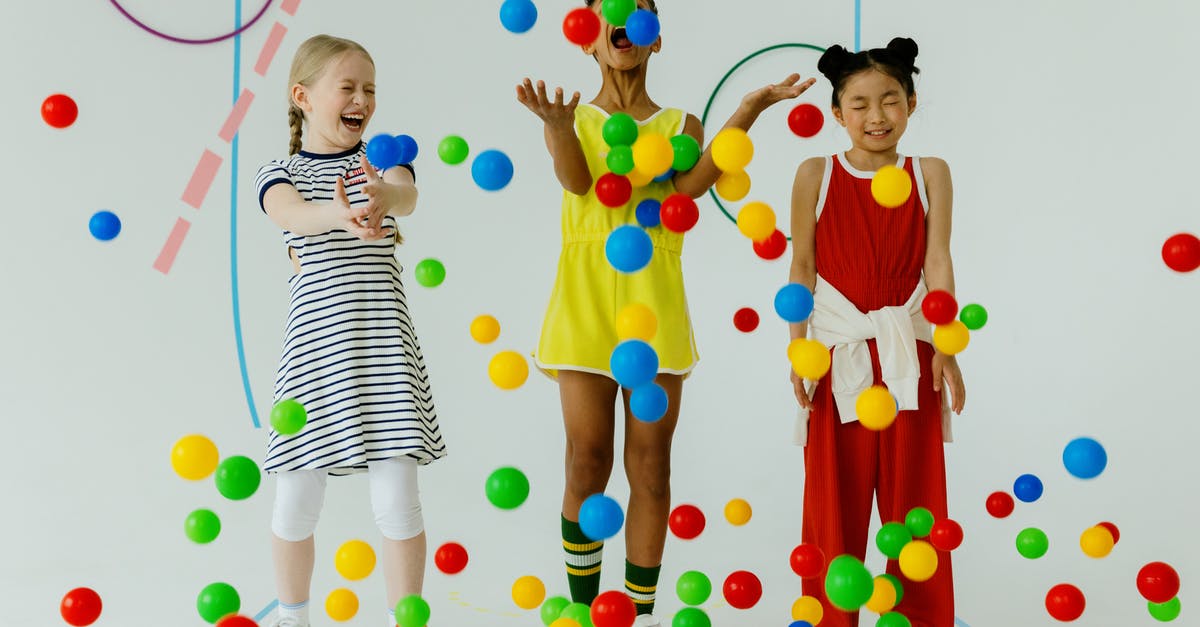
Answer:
[{"left": 2, "top": 0, "right": 1197, "bottom": 625}]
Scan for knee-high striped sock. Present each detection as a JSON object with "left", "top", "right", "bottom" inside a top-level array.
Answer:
[
  {"left": 562, "top": 515, "right": 603, "bottom": 605},
  {"left": 625, "top": 560, "right": 661, "bottom": 615}
]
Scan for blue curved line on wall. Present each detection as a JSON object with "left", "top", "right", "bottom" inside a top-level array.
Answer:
[
  {"left": 854, "top": 0, "right": 861, "bottom": 51},
  {"left": 231, "top": 0, "right": 260, "bottom": 429}
]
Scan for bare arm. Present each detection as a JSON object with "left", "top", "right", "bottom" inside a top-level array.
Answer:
[
  {"left": 262, "top": 178, "right": 380, "bottom": 240},
  {"left": 381, "top": 165, "right": 418, "bottom": 217},
  {"left": 788, "top": 157, "right": 824, "bottom": 408},
  {"left": 517, "top": 78, "right": 592, "bottom": 195},
  {"left": 921, "top": 157, "right": 966, "bottom": 414}
]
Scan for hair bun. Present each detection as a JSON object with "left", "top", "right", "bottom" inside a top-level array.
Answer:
[
  {"left": 885, "top": 37, "right": 919, "bottom": 67},
  {"left": 817, "top": 45, "right": 853, "bottom": 83}
]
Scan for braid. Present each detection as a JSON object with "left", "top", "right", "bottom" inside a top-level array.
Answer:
[{"left": 287, "top": 105, "right": 304, "bottom": 155}]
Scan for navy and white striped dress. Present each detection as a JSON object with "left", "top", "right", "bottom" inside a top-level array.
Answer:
[{"left": 255, "top": 142, "right": 445, "bottom": 475}]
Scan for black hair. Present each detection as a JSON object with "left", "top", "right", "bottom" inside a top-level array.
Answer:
[
  {"left": 817, "top": 37, "right": 919, "bottom": 107},
  {"left": 585, "top": 0, "right": 659, "bottom": 15}
]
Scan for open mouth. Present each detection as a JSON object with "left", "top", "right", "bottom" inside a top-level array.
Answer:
[
  {"left": 611, "top": 27, "right": 634, "bottom": 50},
  {"left": 866, "top": 129, "right": 891, "bottom": 138},
  {"left": 341, "top": 113, "right": 364, "bottom": 132}
]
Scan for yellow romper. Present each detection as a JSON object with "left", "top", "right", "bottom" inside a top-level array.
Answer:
[{"left": 534, "top": 104, "right": 699, "bottom": 379}]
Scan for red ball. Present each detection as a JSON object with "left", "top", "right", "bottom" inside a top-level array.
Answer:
[
  {"left": 61, "top": 587, "right": 102, "bottom": 626},
  {"left": 929, "top": 518, "right": 964, "bottom": 551},
  {"left": 753, "top": 229, "right": 788, "bottom": 260},
  {"left": 1044, "top": 583, "right": 1086, "bottom": 622},
  {"left": 722, "top": 570, "right": 763, "bottom": 610},
  {"left": 922, "top": 290, "right": 959, "bottom": 325},
  {"left": 1096, "top": 521, "right": 1120, "bottom": 545},
  {"left": 42, "top": 94, "right": 79, "bottom": 129},
  {"left": 563, "top": 7, "right": 602, "bottom": 46},
  {"left": 669, "top": 504, "right": 706, "bottom": 540},
  {"left": 1137, "top": 562, "right": 1181, "bottom": 604},
  {"left": 985, "top": 491, "right": 1014, "bottom": 519},
  {"left": 216, "top": 616, "right": 259, "bottom": 627},
  {"left": 787, "top": 103, "right": 824, "bottom": 138},
  {"left": 660, "top": 193, "right": 699, "bottom": 233},
  {"left": 1162, "top": 233, "right": 1200, "bottom": 272},
  {"left": 595, "top": 173, "right": 633, "bottom": 208},
  {"left": 789, "top": 543, "right": 826, "bottom": 578},
  {"left": 733, "top": 307, "right": 760, "bottom": 333},
  {"left": 590, "top": 590, "right": 636, "bottom": 627},
  {"left": 435, "top": 542, "right": 469, "bottom": 575}
]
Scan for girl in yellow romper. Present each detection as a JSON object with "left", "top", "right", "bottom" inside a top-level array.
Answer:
[{"left": 516, "top": 1, "right": 814, "bottom": 623}]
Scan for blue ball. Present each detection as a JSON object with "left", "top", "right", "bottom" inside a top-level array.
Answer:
[
  {"left": 789, "top": 623, "right": 815, "bottom": 627},
  {"left": 394, "top": 134, "right": 419, "bottom": 165},
  {"left": 630, "top": 383, "right": 668, "bottom": 422},
  {"left": 624, "top": 9, "right": 661, "bottom": 46},
  {"left": 610, "top": 339, "right": 659, "bottom": 389},
  {"left": 653, "top": 168, "right": 675, "bottom": 183},
  {"left": 499, "top": 0, "right": 538, "bottom": 34},
  {"left": 635, "top": 199, "right": 662, "bottom": 228},
  {"left": 579, "top": 493, "right": 625, "bottom": 541},
  {"left": 89, "top": 210, "right": 121, "bottom": 241},
  {"left": 1013, "top": 473, "right": 1044, "bottom": 503},
  {"left": 774, "top": 283, "right": 815, "bottom": 323},
  {"left": 471, "top": 149, "right": 514, "bottom": 191},
  {"left": 366, "top": 133, "right": 402, "bottom": 170},
  {"left": 1063, "top": 437, "right": 1107, "bottom": 479},
  {"left": 605, "top": 225, "right": 653, "bottom": 273}
]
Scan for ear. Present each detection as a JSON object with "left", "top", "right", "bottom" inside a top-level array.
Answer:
[
  {"left": 907, "top": 92, "right": 917, "bottom": 116},
  {"left": 832, "top": 105, "right": 846, "bottom": 127},
  {"left": 291, "top": 83, "right": 311, "bottom": 113},
  {"left": 650, "top": 35, "right": 662, "bottom": 54}
]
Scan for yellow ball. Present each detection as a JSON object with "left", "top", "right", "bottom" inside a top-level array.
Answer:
[
  {"left": 898, "top": 540, "right": 939, "bottom": 582},
  {"left": 724, "top": 498, "right": 753, "bottom": 526},
  {"left": 711, "top": 128, "right": 754, "bottom": 172},
  {"left": 325, "top": 588, "right": 359, "bottom": 622},
  {"left": 470, "top": 315, "right": 501, "bottom": 344},
  {"left": 511, "top": 575, "right": 547, "bottom": 610},
  {"left": 488, "top": 350, "right": 530, "bottom": 390},
  {"left": 932, "top": 321, "right": 970, "bottom": 355},
  {"left": 716, "top": 170, "right": 752, "bottom": 201},
  {"left": 855, "top": 386, "right": 898, "bottom": 430},
  {"left": 737, "top": 201, "right": 777, "bottom": 242},
  {"left": 864, "top": 575, "right": 898, "bottom": 614},
  {"left": 171, "top": 434, "right": 219, "bottom": 481},
  {"left": 626, "top": 167, "right": 654, "bottom": 188},
  {"left": 550, "top": 619, "right": 583, "bottom": 627},
  {"left": 617, "top": 303, "right": 658, "bottom": 342},
  {"left": 789, "top": 339, "right": 831, "bottom": 381},
  {"left": 334, "top": 539, "right": 376, "bottom": 581},
  {"left": 870, "top": 165, "right": 913, "bottom": 208},
  {"left": 632, "top": 133, "right": 674, "bottom": 177},
  {"left": 1080, "top": 526, "right": 1115, "bottom": 558},
  {"left": 791, "top": 595, "right": 824, "bottom": 623}
]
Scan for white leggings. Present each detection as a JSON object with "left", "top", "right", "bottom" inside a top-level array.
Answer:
[{"left": 271, "top": 457, "right": 423, "bottom": 542}]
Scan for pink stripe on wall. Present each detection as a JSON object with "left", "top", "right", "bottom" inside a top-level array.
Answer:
[
  {"left": 153, "top": 218, "right": 192, "bottom": 274},
  {"left": 280, "top": 0, "right": 301, "bottom": 16},
  {"left": 181, "top": 150, "right": 224, "bottom": 209},
  {"left": 255, "top": 22, "right": 288, "bottom": 76},
  {"left": 218, "top": 89, "right": 256, "bottom": 143}
]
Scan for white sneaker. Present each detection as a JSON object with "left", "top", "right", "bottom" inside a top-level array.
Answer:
[
  {"left": 265, "top": 617, "right": 309, "bottom": 627},
  {"left": 633, "top": 615, "right": 661, "bottom": 627}
]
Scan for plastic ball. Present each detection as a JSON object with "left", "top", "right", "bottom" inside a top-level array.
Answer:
[
  {"left": 959, "top": 303, "right": 988, "bottom": 330},
  {"left": 635, "top": 199, "right": 662, "bottom": 227},
  {"left": 654, "top": 168, "right": 676, "bottom": 183},
  {"left": 880, "top": 573, "right": 905, "bottom": 604},
  {"left": 595, "top": 173, "right": 633, "bottom": 207},
  {"left": 215, "top": 616, "right": 258, "bottom": 627},
  {"left": 562, "top": 7, "right": 602, "bottom": 46},
  {"left": 1097, "top": 521, "right": 1121, "bottom": 544},
  {"left": 500, "top": 0, "right": 538, "bottom": 34},
  {"left": 871, "top": 165, "right": 912, "bottom": 208},
  {"left": 632, "top": 133, "right": 674, "bottom": 178},
  {"left": 42, "top": 93, "right": 78, "bottom": 128},
  {"left": 671, "top": 607, "right": 710, "bottom": 627},
  {"left": 932, "top": 321, "right": 970, "bottom": 355},
  {"left": 1148, "top": 597, "right": 1182, "bottom": 622},
  {"left": 624, "top": 9, "right": 660, "bottom": 46},
  {"left": 627, "top": 167, "right": 654, "bottom": 188},
  {"left": 334, "top": 540, "right": 376, "bottom": 581},
  {"left": 716, "top": 170, "right": 751, "bottom": 201},
  {"left": 560, "top": 603, "right": 593, "bottom": 627},
  {"left": 579, "top": 494, "right": 626, "bottom": 540},
  {"left": 485, "top": 466, "right": 530, "bottom": 510},
  {"left": 61, "top": 587, "right": 102, "bottom": 626},
  {"left": 1016, "top": 527, "right": 1049, "bottom": 559},
  {"left": 722, "top": 570, "right": 763, "bottom": 610},
  {"left": 877, "top": 612, "right": 913, "bottom": 627},
  {"left": 470, "top": 315, "right": 501, "bottom": 344},
  {"left": 875, "top": 522, "right": 913, "bottom": 559},
  {"left": 89, "top": 210, "right": 121, "bottom": 241},
  {"left": 270, "top": 398, "right": 307, "bottom": 435},
  {"left": 472, "top": 149, "right": 514, "bottom": 191},
  {"left": 724, "top": 498, "right": 752, "bottom": 526},
  {"left": 660, "top": 193, "right": 699, "bottom": 233},
  {"left": 434, "top": 542, "right": 468, "bottom": 575},
  {"left": 551, "top": 619, "right": 584, "bottom": 627},
  {"left": 1063, "top": 437, "right": 1107, "bottom": 479},
  {"left": 325, "top": 588, "right": 359, "bottom": 622},
  {"left": 1162, "top": 233, "right": 1200, "bottom": 272},
  {"left": 171, "top": 434, "right": 219, "bottom": 481},
  {"left": 394, "top": 595, "right": 431, "bottom": 627},
  {"left": 929, "top": 518, "right": 964, "bottom": 551},
  {"left": 753, "top": 229, "right": 788, "bottom": 260},
  {"left": 185, "top": 509, "right": 221, "bottom": 544},
  {"left": 669, "top": 504, "right": 706, "bottom": 540},
  {"left": 197, "top": 582, "right": 241, "bottom": 624},
  {"left": 790, "top": 596, "right": 823, "bottom": 623},
  {"left": 711, "top": 128, "right": 754, "bottom": 172},
  {"left": 774, "top": 283, "right": 815, "bottom": 323},
  {"left": 864, "top": 575, "right": 898, "bottom": 614},
  {"left": 590, "top": 589, "right": 636, "bottom": 627},
  {"left": 1079, "top": 525, "right": 1114, "bottom": 558},
  {"left": 1045, "top": 583, "right": 1086, "bottom": 622},
  {"left": 905, "top": 507, "right": 935, "bottom": 538},
  {"left": 366, "top": 134, "right": 402, "bottom": 170},
  {"left": 214, "top": 455, "right": 261, "bottom": 501},
  {"left": 789, "top": 339, "right": 831, "bottom": 381},
  {"left": 732, "top": 307, "right": 759, "bottom": 333},
  {"left": 676, "top": 571, "right": 712, "bottom": 606},
  {"left": 1138, "top": 562, "right": 1181, "bottom": 604},
  {"left": 856, "top": 385, "right": 897, "bottom": 430},
  {"left": 986, "top": 491, "right": 1015, "bottom": 518},
  {"left": 788, "top": 103, "right": 824, "bottom": 138},
  {"left": 541, "top": 596, "right": 571, "bottom": 625},
  {"left": 512, "top": 575, "right": 547, "bottom": 610},
  {"left": 394, "top": 134, "right": 419, "bottom": 164},
  {"left": 737, "top": 201, "right": 777, "bottom": 242},
  {"left": 437, "top": 135, "right": 469, "bottom": 165},
  {"left": 921, "top": 290, "right": 958, "bottom": 325},
  {"left": 617, "top": 303, "right": 658, "bottom": 341},
  {"left": 610, "top": 339, "right": 659, "bottom": 388},
  {"left": 601, "top": 0, "right": 636, "bottom": 26},
  {"left": 488, "top": 350, "right": 530, "bottom": 390},
  {"left": 607, "top": 145, "right": 635, "bottom": 175},
  {"left": 1013, "top": 473, "right": 1044, "bottom": 503},
  {"left": 603, "top": 112, "right": 639, "bottom": 147},
  {"left": 898, "top": 540, "right": 939, "bottom": 582},
  {"left": 630, "top": 383, "right": 669, "bottom": 422},
  {"left": 789, "top": 544, "right": 826, "bottom": 578},
  {"left": 788, "top": 622, "right": 814, "bottom": 627},
  {"left": 824, "top": 554, "right": 873, "bottom": 611},
  {"left": 670, "top": 134, "right": 701, "bottom": 172},
  {"left": 414, "top": 258, "right": 446, "bottom": 287}
]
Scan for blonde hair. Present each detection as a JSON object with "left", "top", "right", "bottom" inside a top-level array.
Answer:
[{"left": 287, "top": 35, "right": 374, "bottom": 155}]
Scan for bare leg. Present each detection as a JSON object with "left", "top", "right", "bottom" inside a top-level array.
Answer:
[
  {"left": 622, "top": 373, "right": 684, "bottom": 566},
  {"left": 382, "top": 532, "right": 426, "bottom": 606},
  {"left": 559, "top": 370, "right": 621, "bottom": 518},
  {"left": 271, "top": 534, "right": 315, "bottom": 605}
]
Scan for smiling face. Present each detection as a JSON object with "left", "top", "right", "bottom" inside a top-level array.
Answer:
[
  {"left": 583, "top": 0, "right": 661, "bottom": 70},
  {"left": 292, "top": 51, "right": 376, "bottom": 153},
  {"left": 832, "top": 68, "right": 917, "bottom": 153}
]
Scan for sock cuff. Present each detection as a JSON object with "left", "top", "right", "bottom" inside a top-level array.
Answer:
[
  {"left": 279, "top": 600, "right": 309, "bottom": 610},
  {"left": 562, "top": 514, "right": 603, "bottom": 548}
]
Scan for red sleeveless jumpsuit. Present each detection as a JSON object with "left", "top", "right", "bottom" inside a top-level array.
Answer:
[{"left": 801, "top": 153, "right": 954, "bottom": 627}]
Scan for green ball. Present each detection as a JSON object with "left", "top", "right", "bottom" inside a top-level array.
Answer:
[
  {"left": 196, "top": 582, "right": 240, "bottom": 624},
  {"left": 670, "top": 134, "right": 701, "bottom": 172},
  {"left": 1015, "top": 527, "right": 1049, "bottom": 559},
  {"left": 824, "top": 554, "right": 874, "bottom": 611},
  {"left": 540, "top": 596, "right": 571, "bottom": 625},
  {"left": 879, "top": 573, "right": 905, "bottom": 605},
  {"left": 877, "top": 611, "right": 913, "bottom": 627},
  {"left": 214, "top": 455, "right": 261, "bottom": 501},
  {"left": 875, "top": 522, "right": 913, "bottom": 559},
  {"left": 676, "top": 570, "right": 712, "bottom": 606},
  {"left": 601, "top": 0, "right": 636, "bottom": 26},
  {"left": 904, "top": 507, "right": 935, "bottom": 538},
  {"left": 607, "top": 145, "right": 635, "bottom": 175},
  {"left": 270, "top": 398, "right": 307, "bottom": 435},
  {"left": 395, "top": 594, "right": 431, "bottom": 627},
  {"left": 485, "top": 466, "right": 530, "bottom": 510},
  {"left": 438, "top": 135, "right": 470, "bottom": 165},
  {"left": 602, "top": 112, "right": 639, "bottom": 148},
  {"left": 959, "top": 304, "right": 988, "bottom": 330},
  {"left": 185, "top": 509, "right": 221, "bottom": 544},
  {"left": 560, "top": 602, "right": 593, "bottom": 627},
  {"left": 1149, "top": 597, "right": 1182, "bottom": 622},
  {"left": 672, "top": 606, "right": 711, "bottom": 627},
  {"left": 414, "top": 258, "right": 446, "bottom": 288}
]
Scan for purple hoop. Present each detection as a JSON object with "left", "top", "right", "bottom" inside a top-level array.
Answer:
[{"left": 108, "top": 0, "right": 274, "bottom": 45}]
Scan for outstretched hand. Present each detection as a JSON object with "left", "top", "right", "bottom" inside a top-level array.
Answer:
[
  {"left": 517, "top": 78, "right": 581, "bottom": 131},
  {"left": 741, "top": 73, "right": 817, "bottom": 115},
  {"left": 358, "top": 155, "right": 399, "bottom": 234},
  {"left": 333, "top": 172, "right": 385, "bottom": 241}
]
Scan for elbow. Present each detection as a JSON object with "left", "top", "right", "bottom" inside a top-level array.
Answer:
[
  {"left": 676, "top": 182, "right": 708, "bottom": 200},
  {"left": 565, "top": 175, "right": 593, "bottom": 197}
]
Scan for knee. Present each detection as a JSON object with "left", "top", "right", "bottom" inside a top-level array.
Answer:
[
  {"left": 625, "top": 449, "right": 671, "bottom": 498},
  {"left": 271, "top": 476, "right": 325, "bottom": 542},
  {"left": 372, "top": 489, "right": 424, "bottom": 541},
  {"left": 566, "top": 445, "right": 613, "bottom": 490}
]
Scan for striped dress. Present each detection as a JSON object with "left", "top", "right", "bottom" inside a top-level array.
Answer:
[{"left": 255, "top": 142, "right": 446, "bottom": 475}]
